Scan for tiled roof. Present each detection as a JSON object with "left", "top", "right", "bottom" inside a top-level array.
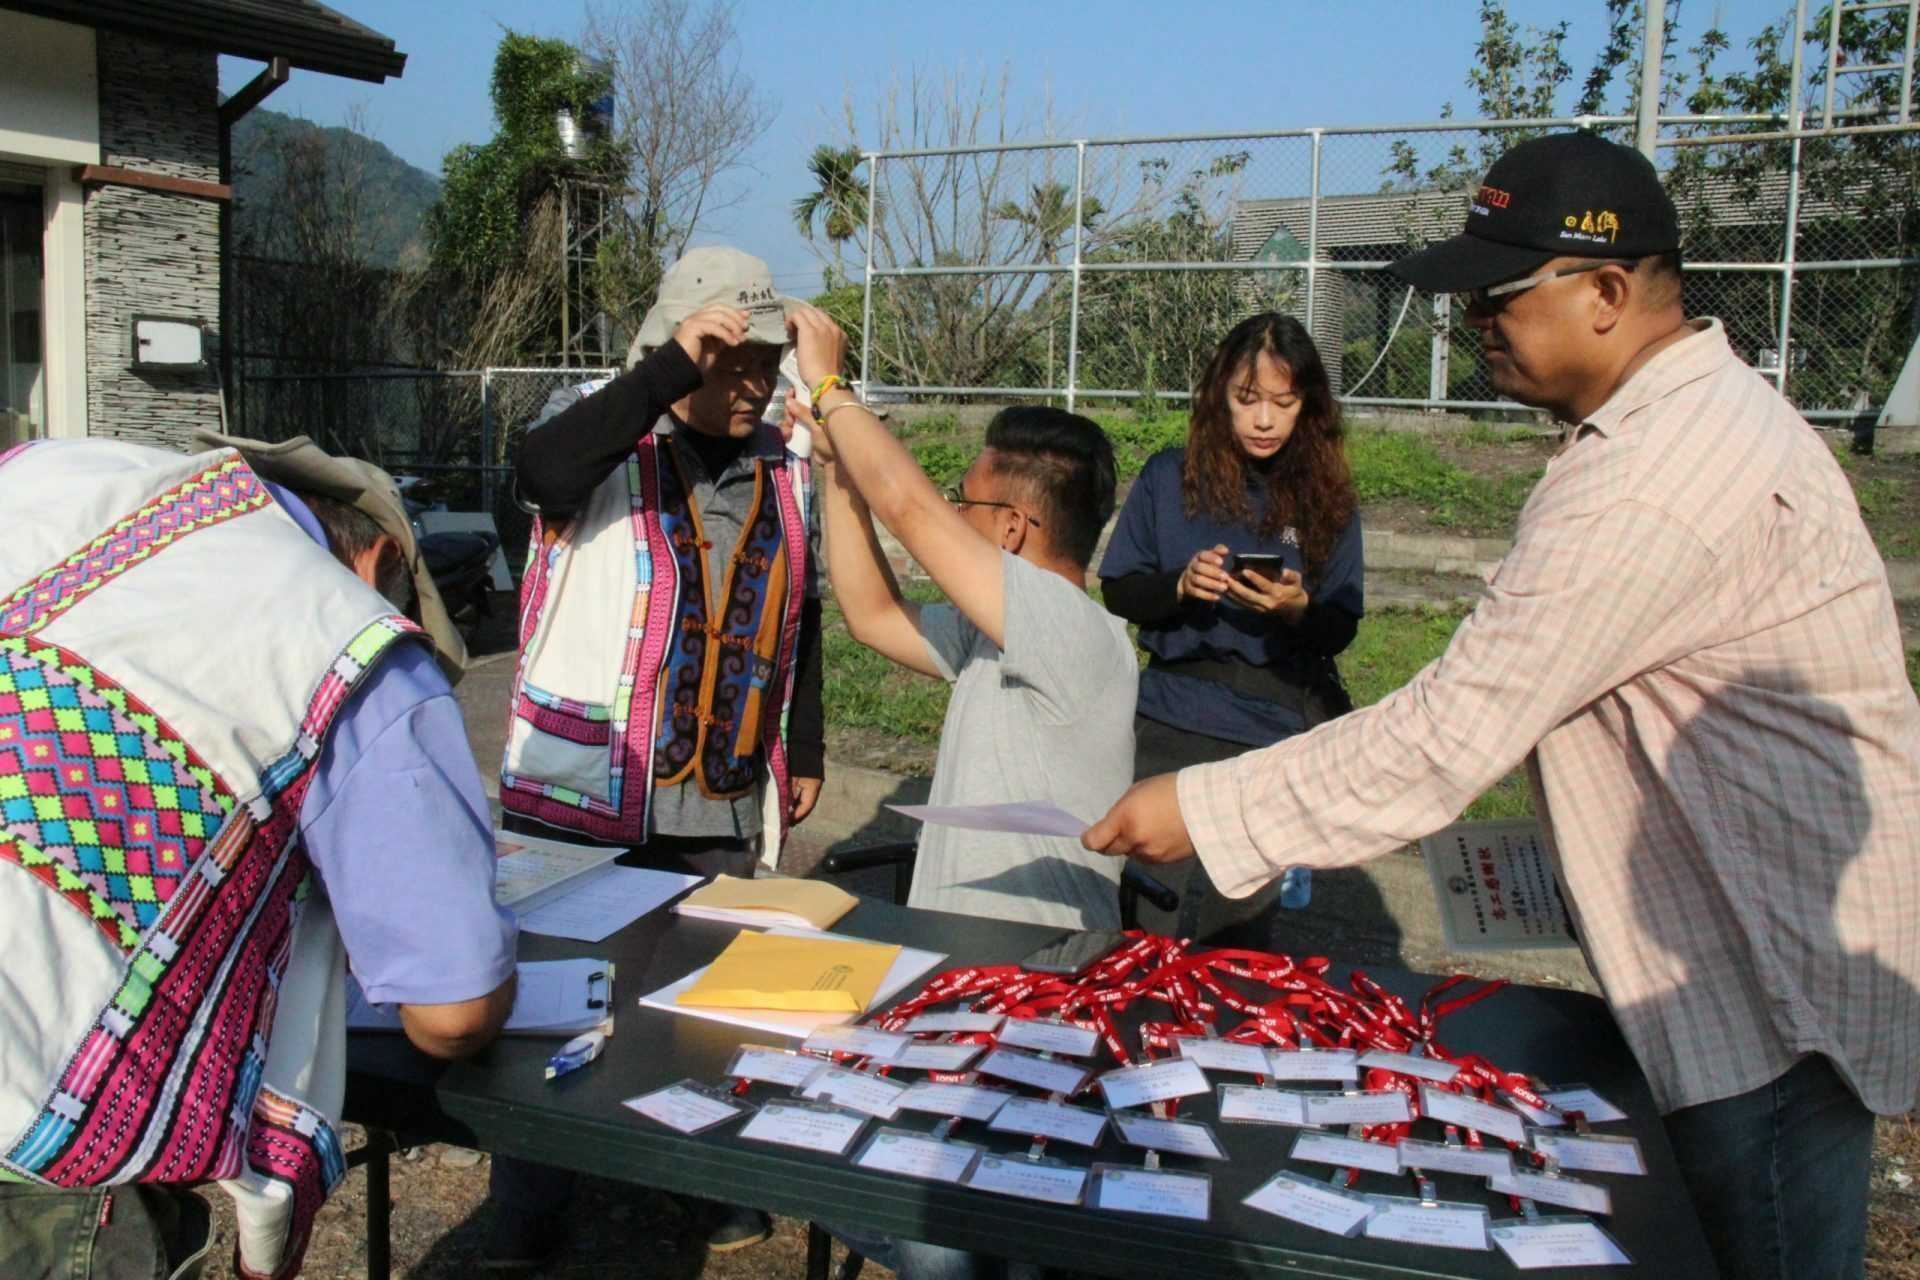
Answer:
[{"left": 1, "top": 0, "right": 404, "bottom": 82}]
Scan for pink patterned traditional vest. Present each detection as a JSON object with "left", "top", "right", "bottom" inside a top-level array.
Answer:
[
  {"left": 501, "top": 416, "right": 810, "bottom": 849},
  {"left": 0, "top": 439, "right": 424, "bottom": 1278}
]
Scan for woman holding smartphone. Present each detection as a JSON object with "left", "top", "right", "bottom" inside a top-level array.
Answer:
[{"left": 1099, "top": 312, "right": 1363, "bottom": 939}]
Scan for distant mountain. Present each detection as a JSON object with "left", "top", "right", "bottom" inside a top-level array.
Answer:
[{"left": 231, "top": 107, "right": 440, "bottom": 268}]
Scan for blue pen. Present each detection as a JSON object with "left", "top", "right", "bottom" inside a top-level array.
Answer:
[{"left": 546, "top": 1029, "right": 609, "bottom": 1081}]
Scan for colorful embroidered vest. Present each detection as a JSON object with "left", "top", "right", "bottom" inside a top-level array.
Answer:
[
  {"left": 0, "top": 440, "right": 423, "bottom": 1279},
  {"left": 501, "top": 416, "right": 810, "bottom": 848}
]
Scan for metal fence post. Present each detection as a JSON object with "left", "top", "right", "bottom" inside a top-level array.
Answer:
[
  {"left": 1779, "top": 0, "right": 1810, "bottom": 395},
  {"left": 1307, "top": 129, "right": 1323, "bottom": 349},
  {"left": 859, "top": 152, "right": 879, "bottom": 391},
  {"left": 1429, "top": 294, "right": 1452, "bottom": 405},
  {"left": 1064, "top": 141, "right": 1088, "bottom": 412},
  {"left": 479, "top": 368, "right": 496, "bottom": 516}
]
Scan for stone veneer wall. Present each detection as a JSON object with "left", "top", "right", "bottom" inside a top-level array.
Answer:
[{"left": 84, "top": 32, "right": 222, "bottom": 450}]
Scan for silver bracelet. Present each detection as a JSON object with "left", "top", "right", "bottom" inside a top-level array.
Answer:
[{"left": 820, "top": 399, "right": 867, "bottom": 425}]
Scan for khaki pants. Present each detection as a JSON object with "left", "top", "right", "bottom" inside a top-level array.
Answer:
[{"left": 0, "top": 1184, "right": 213, "bottom": 1280}]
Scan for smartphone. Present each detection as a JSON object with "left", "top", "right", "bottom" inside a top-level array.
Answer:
[
  {"left": 1019, "top": 929, "right": 1132, "bottom": 976},
  {"left": 1227, "top": 552, "right": 1288, "bottom": 578}
]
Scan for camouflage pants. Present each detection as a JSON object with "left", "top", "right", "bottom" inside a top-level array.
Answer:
[{"left": 0, "top": 1184, "right": 212, "bottom": 1280}]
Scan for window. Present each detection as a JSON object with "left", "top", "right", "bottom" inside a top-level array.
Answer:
[{"left": 1, "top": 177, "right": 45, "bottom": 444}]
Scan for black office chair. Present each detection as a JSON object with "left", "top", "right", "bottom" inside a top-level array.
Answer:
[{"left": 802, "top": 841, "right": 1179, "bottom": 1280}]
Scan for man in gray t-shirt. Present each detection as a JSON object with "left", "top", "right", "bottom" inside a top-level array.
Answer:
[{"left": 787, "top": 306, "right": 1136, "bottom": 930}]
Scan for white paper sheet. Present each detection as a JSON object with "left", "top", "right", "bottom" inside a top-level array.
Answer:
[
  {"left": 976, "top": 1048, "right": 1091, "bottom": 1095},
  {"left": 1217, "top": 1085, "right": 1309, "bottom": 1126},
  {"left": 1301, "top": 1090, "right": 1414, "bottom": 1127},
  {"left": 964, "top": 1155, "right": 1087, "bottom": 1205},
  {"left": 1419, "top": 1084, "right": 1527, "bottom": 1145},
  {"left": 798, "top": 1065, "right": 906, "bottom": 1118},
  {"left": 1365, "top": 1197, "right": 1491, "bottom": 1250},
  {"left": 1097, "top": 1058, "right": 1211, "bottom": 1110},
  {"left": 987, "top": 1097, "right": 1108, "bottom": 1147},
  {"left": 1243, "top": 1172, "right": 1374, "bottom": 1236},
  {"left": 1289, "top": 1131, "right": 1402, "bottom": 1175},
  {"left": 1528, "top": 1130, "right": 1647, "bottom": 1175},
  {"left": 737, "top": 1101, "right": 868, "bottom": 1155},
  {"left": 1490, "top": 1169, "right": 1612, "bottom": 1215},
  {"left": 854, "top": 1130, "right": 980, "bottom": 1183},
  {"left": 998, "top": 1018, "right": 1100, "bottom": 1057},
  {"left": 518, "top": 865, "right": 701, "bottom": 942},
  {"left": 491, "top": 834, "right": 621, "bottom": 911},
  {"left": 1172, "top": 1037, "right": 1273, "bottom": 1076},
  {"left": 1490, "top": 1220, "right": 1633, "bottom": 1268},
  {"left": 623, "top": 1083, "right": 746, "bottom": 1134},
  {"left": 895, "top": 1082, "right": 1014, "bottom": 1123},
  {"left": 1110, "top": 1113, "right": 1227, "bottom": 1159},
  {"left": 888, "top": 801, "right": 1088, "bottom": 839},
  {"left": 1265, "top": 1049, "right": 1362, "bottom": 1083},
  {"left": 1091, "top": 1166, "right": 1211, "bottom": 1220}
]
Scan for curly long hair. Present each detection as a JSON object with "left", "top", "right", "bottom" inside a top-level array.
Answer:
[{"left": 1181, "top": 312, "right": 1355, "bottom": 573}]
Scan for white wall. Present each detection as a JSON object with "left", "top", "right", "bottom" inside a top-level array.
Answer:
[{"left": 0, "top": 14, "right": 100, "bottom": 167}]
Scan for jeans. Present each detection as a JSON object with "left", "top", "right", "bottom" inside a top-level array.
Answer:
[
  {"left": 1661, "top": 1053, "right": 1876, "bottom": 1280},
  {"left": 823, "top": 1223, "right": 1043, "bottom": 1280}
]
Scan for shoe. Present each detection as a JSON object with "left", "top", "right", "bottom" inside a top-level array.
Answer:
[
  {"left": 704, "top": 1203, "right": 773, "bottom": 1253},
  {"left": 481, "top": 1206, "right": 565, "bottom": 1271}
]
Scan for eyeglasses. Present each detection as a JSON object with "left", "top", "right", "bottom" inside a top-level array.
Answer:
[
  {"left": 944, "top": 484, "right": 1041, "bottom": 527},
  {"left": 1464, "top": 259, "right": 1639, "bottom": 311}
]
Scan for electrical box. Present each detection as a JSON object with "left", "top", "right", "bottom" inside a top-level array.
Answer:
[{"left": 131, "top": 316, "right": 206, "bottom": 370}]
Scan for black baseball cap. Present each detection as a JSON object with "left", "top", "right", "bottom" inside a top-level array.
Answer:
[{"left": 1390, "top": 131, "right": 1681, "bottom": 294}]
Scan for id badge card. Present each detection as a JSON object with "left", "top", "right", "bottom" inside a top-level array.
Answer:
[
  {"left": 1217, "top": 1084, "right": 1310, "bottom": 1127},
  {"left": 623, "top": 1080, "right": 753, "bottom": 1135},
  {"left": 895, "top": 1040, "right": 985, "bottom": 1072},
  {"left": 852, "top": 1127, "right": 984, "bottom": 1184},
  {"left": 1528, "top": 1129, "right": 1648, "bottom": 1175},
  {"left": 1509, "top": 1083, "right": 1628, "bottom": 1127},
  {"left": 987, "top": 1096, "right": 1108, "bottom": 1147},
  {"left": 1088, "top": 1163, "right": 1212, "bottom": 1221},
  {"left": 1357, "top": 1049, "right": 1460, "bottom": 1083},
  {"left": 797, "top": 1064, "right": 906, "bottom": 1119},
  {"left": 903, "top": 1011, "right": 1005, "bottom": 1034},
  {"left": 802, "top": 1025, "right": 911, "bottom": 1062},
  {"left": 997, "top": 1017, "right": 1100, "bottom": 1057},
  {"left": 1108, "top": 1110, "right": 1228, "bottom": 1160},
  {"left": 1396, "top": 1138, "right": 1514, "bottom": 1178},
  {"left": 1243, "top": 1171, "right": 1374, "bottom": 1238},
  {"left": 1489, "top": 1168, "right": 1612, "bottom": 1215},
  {"left": 964, "top": 1153, "right": 1087, "bottom": 1206},
  {"left": 895, "top": 1081, "right": 1015, "bottom": 1123},
  {"left": 1364, "top": 1194, "right": 1492, "bottom": 1250},
  {"left": 1490, "top": 1217, "right": 1633, "bottom": 1268},
  {"left": 1172, "top": 1036, "right": 1273, "bottom": 1076},
  {"left": 1289, "top": 1129, "right": 1402, "bottom": 1175},
  {"left": 977, "top": 1047, "right": 1094, "bottom": 1095},
  {"left": 1418, "top": 1083, "right": 1527, "bottom": 1144},
  {"left": 1301, "top": 1088, "right": 1413, "bottom": 1127},
  {"left": 1264, "top": 1048, "right": 1361, "bottom": 1084},
  {"left": 1097, "top": 1057, "right": 1210, "bottom": 1110},
  {"left": 737, "top": 1099, "right": 870, "bottom": 1156},
  {"left": 725, "top": 1044, "right": 821, "bottom": 1088}
]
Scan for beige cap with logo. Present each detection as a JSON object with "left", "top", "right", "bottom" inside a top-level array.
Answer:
[
  {"left": 193, "top": 430, "right": 469, "bottom": 685},
  {"left": 627, "top": 246, "right": 800, "bottom": 366}
]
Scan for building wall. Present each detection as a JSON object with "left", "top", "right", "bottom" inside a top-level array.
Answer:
[{"left": 84, "top": 32, "right": 222, "bottom": 449}]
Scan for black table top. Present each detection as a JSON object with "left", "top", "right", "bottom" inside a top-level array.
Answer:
[{"left": 345, "top": 899, "right": 1715, "bottom": 1279}]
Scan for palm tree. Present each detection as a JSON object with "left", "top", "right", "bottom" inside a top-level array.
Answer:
[
  {"left": 990, "top": 181, "right": 1104, "bottom": 259},
  {"left": 791, "top": 145, "right": 869, "bottom": 276}
]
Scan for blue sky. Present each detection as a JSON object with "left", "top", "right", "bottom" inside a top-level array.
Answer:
[{"left": 219, "top": 0, "right": 1797, "bottom": 295}]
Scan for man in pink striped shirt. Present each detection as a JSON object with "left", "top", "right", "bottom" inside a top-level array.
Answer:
[{"left": 1086, "top": 132, "right": 1919, "bottom": 1280}]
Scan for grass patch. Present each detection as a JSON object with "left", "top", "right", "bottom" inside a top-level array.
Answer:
[
  {"left": 1346, "top": 428, "right": 1541, "bottom": 533},
  {"left": 821, "top": 581, "right": 950, "bottom": 754}
]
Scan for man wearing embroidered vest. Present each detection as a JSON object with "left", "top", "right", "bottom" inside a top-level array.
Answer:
[
  {"left": 0, "top": 433, "right": 517, "bottom": 1279},
  {"left": 489, "top": 247, "right": 823, "bottom": 1263},
  {"left": 1085, "top": 132, "right": 1920, "bottom": 1280},
  {"left": 788, "top": 308, "right": 1137, "bottom": 931}
]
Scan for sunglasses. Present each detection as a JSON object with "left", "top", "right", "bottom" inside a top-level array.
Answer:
[
  {"left": 944, "top": 484, "right": 1041, "bottom": 528},
  {"left": 1464, "top": 258, "right": 1640, "bottom": 311}
]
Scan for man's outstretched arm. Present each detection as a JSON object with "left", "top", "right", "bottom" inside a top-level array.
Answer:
[
  {"left": 817, "top": 439, "right": 942, "bottom": 677},
  {"left": 791, "top": 307, "right": 1010, "bottom": 647}
]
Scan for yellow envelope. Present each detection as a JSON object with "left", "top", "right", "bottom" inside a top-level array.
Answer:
[{"left": 675, "top": 931, "right": 902, "bottom": 1013}]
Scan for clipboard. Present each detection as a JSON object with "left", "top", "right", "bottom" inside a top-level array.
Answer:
[{"left": 347, "top": 958, "right": 616, "bottom": 1038}]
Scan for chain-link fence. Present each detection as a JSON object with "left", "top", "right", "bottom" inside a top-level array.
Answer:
[{"left": 857, "top": 114, "right": 1920, "bottom": 424}]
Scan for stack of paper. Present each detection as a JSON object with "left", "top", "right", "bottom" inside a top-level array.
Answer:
[
  {"left": 493, "top": 832, "right": 621, "bottom": 912},
  {"left": 672, "top": 874, "right": 857, "bottom": 931},
  {"left": 493, "top": 830, "right": 701, "bottom": 942},
  {"left": 676, "top": 931, "right": 900, "bottom": 1014}
]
